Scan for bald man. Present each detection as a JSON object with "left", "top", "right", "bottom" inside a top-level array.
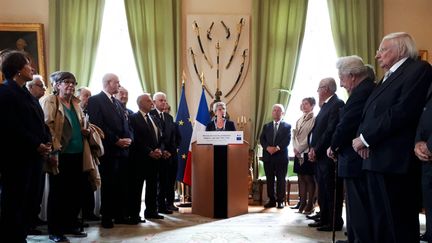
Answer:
[{"left": 87, "top": 73, "right": 133, "bottom": 228}]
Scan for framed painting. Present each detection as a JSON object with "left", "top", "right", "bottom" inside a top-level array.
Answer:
[
  {"left": 0, "top": 23, "right": 46, "bottom": 83},
  {"left": 418, "top": 50, "right": 428, "bottom": 62}
]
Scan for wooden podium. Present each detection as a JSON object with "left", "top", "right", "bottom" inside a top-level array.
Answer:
[{"left": 191, "top": 142, "right": 249, "bottom": 218}]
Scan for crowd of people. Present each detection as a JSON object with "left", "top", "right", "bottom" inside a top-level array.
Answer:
[
  {"left": 1, "top": 31, "right": 432, "bottom": 243},
  {"left": 259, "top": 32, "right": 432, "bottom": 243}
]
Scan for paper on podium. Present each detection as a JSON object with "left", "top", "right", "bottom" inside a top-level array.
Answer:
[{"left": 197, "top": 131, "right": 243, "bottom": 145}]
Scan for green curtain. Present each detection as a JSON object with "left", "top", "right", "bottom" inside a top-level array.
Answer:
[
  {"left": 49, "top": 0, "right": 105, "bottom": 87},
  {"left": 124, "top": 0, "right": 181, "bottom": 109},
  {"left": 252, "top": 0, "right": 309, "bottom": 148},
  {"left": 327, "top": 0, "right": 383, "bottom": 72}
]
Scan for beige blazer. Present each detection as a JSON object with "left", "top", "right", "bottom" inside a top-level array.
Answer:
[{"left": 292, "top": 111, "right": 315, "bottom": 154}]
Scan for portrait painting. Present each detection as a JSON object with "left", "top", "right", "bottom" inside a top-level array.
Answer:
[{"left": 0, "top": 23, "right": 46, "bottom": 83}]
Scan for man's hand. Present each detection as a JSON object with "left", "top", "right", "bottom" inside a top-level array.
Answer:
[
  {"left": 37, "top": 143, "right": 52, "bottom": 157},
  {"left": 352, "top": 136, "right": 365, "bottom": 152},
  {"left": 415, "top": 141, "right": 432, "bottom": 161},
  {"left": 150, "top": 148, "right": 163, "bottom": 159},
  {"left": 308, "top": 148, "right": 316, "bottom": 162},
  {"left": 266, "top": 146, "right": 278, "bottom": 155},
  {"left": 116, "top": 138, "right": 132, "bottom": 148},
  {"left": 357, "top": 148, "right": 370, "bottom": 159},
  {"left": 162, "top": 151, "right": 172, "bottom": 159},
  {"left": 327, "top": 147, "right": 336, "bottom": 161}
]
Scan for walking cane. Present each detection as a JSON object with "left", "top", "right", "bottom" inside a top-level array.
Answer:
[{"left": 332, "top": 158, "right": 338, "bottom": 243}]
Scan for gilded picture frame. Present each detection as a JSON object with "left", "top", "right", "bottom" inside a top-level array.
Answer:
[
  {"left": 0, "top": 23, "right": 46, "bottom": 83},
  {"left": 419, "top": 50, "right": 428, "bottom": 62}
]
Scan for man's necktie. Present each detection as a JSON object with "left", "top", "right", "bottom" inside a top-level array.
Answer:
[
  {"left": 145, "top": 114, "right": 158, "bottom": 142},
  {"left": 111, "top": 96, "right": 122, "bottom": 116},
  {"left": 383, "top": 71, "right": 393, "bottom": 82},
  {"left": 273, "top": 122, "right": 278, "bottom": 144}
]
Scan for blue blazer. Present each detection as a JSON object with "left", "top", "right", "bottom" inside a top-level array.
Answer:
[
  {"left": 87, "top": 91, "right": 132, "bottom": 157},
  {"left": 260, "top": 120, "right": 291, "bottom": 163},
  {"left": 330, "top": 78, "right": 375, "bottom": 178},
  {"left": 359, "top": 58, "right": 432, "bottom": 174}
]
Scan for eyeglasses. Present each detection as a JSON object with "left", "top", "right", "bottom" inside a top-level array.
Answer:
[
  {"left": 61, "top": 79, "right": 78, "bottom": 86},
  {"left": 35, "top": 84, "right": 46, "bottom": 89},
  {"left": 317, "top": 86, "right": 327, "bottom": 91},
  {"left": 376, "top": 47, "right": 392, "bottom": 54}
]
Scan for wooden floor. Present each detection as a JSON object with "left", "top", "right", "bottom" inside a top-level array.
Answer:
[{"left": 27, "top": 204, "right": 426, "bottom": 243}]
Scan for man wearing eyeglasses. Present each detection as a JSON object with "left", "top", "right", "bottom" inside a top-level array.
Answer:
[
  {"left": 27, "top": 74, "right": 46, "bottom": 99},
  {"left": 352, "top": 32, "right": 432, "bottom": 242}
]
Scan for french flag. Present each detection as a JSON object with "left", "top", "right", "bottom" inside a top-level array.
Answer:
[{"left": 183, "top": 87, "right": 211, "bottom": 186}]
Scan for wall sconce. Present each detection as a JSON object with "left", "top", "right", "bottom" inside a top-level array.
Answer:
[{"left": 237, "top": 115, "right": 247, "bottom": 130}]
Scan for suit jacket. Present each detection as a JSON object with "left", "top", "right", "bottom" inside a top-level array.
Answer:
[
  {"left": 150, "top": 109, "right": 176, "bottom": 154},
  {"left": 129, "top": 111, "right": 161, "bottom": 162},
  {"left": 330, "top": 78, "right": 375, "bottom": 177},
  {"left": 87, "top": 91, "right": 132, "bottom": 157},
  {"left": 0, "top": 80, "right": 51, "bottom": 166},
  {"left": 260, "top": 120, "right": 291, "bottom": 163},
  {"left": 416, "top": 89, "right": 432, "bottom": 151},
  {"left": 359, "top": 58, "right": 432, "bottom": 174},
  {"left": 205, "top": 119, "right": 236, "bottom": 131},
  {"left": 309, "top": 95, "right": 345, "bottom": 160}
]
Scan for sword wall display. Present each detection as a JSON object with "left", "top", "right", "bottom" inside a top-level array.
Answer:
[
  {"left": 207, "top": 22, "right": 214, "bottom": 41},
  {"left": 225, "top": 49, "right": 248, "bottom": 98},
  {"left": 216, "top": 41, "right": 220, "bottom": 90},
  {"left": 220, "top": 20, "right": 231, "bottom": 39},
  {"left": 225, "top": 18, "right": 245, "bottom": 69},
  {"left": 189, "top": 47, "right": 214, "bottom": 99},
  {"left": 193, "top": 21, "right": 213, "bottom": 68}
]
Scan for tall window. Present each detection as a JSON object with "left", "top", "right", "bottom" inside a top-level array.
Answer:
[
  {"left": 284, "top": 0, "right": 346, "bottom": 156},
  {"left": 284, "top": 0, "right": 346, "bottom": 125},
  {"left": 89, "top": 0, "right": 142, "bottom": 112}
]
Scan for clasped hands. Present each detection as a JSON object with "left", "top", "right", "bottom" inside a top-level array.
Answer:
[
  {"left": 266, "top": 146, "right": 279, "bottom": 155},
  {"left": 352, "top": 136, "right": 369, "bottom": 159},
  {"left": 414, "top": 141, "right": 432, "bottom": 161},
  {"left": 116, "top": 138, "right": 132, "bottom": 148}
]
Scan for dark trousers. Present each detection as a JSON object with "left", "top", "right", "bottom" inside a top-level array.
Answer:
[
  {"left": 47, "top": 153, "right": 83, "bottom": 235},
  {"left": 315, "top": 157, "right": 343, "bottom": 226},
  {"left": 144, "top": 161, "right": 159, "bottom": 215},
  {"left": 263, "top": 159, "right": 288, "bottom": 203},
  {"left": 99, "top": 155, "right": 129, "bottom": 221},
  {"left": 29, "top": 162, "right": 45, "bottom": 228},
  {"left": 81, "top": 171, "right": 96, "bottom": 218},
  {"left": 128, "top": 159, "right": 146, "bottom": 219},
  {"left": 166, "top": 156, "right": 178, "bottom": 206},
  {"left": 0, "top": 157, "right": 43, "bottom": 243},
  {"left": 364, "top": 170, "right": 420, "bottom": 243},
  {"left": 423, "top": 162, "right": 432, "bottom": 242},
  {"left": 345, "top": 175, "right": 373, "bottom": 243},
  {"left": 157, "top": 158, "right": 170, "bottom": 211}
]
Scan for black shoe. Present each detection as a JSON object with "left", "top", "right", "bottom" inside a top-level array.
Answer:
[
  {"left": 308, "top": 221, "right": 324, "bottom": 227},
  {"left": 316, "top": 224, "right": 343, "bottom": 231},
  {"left": 290, "top": 202, "right": 300, "bottom": 209},
  {"left": 264, "top": 201, "right": 276, "bottom": 208},
  {"left": 306, "top": 213, "right": 320, "bottom": 220},
  {"left": 49, "top": 234, "right": 70, "bottom": 243},
  {"left": 28, "top": 228, "right": 43, "bottom": 235},
  {"left": 276, "top": 202, "right": 284, "bottom": 209},
  {"left": 65, "top": 229, "right": 87, "bottom": 238},
  {"left": 129, "top": 216, "right": 146, "bottom": 225},
  {"left": 159, "top": 209, "right": 173, "bottom": 214},
  {"left": 101, "top": 218, "right": 114, "bottom": 229},
  {"left": 167, "top": 205, "right": 179, "bottom": 211},
  {"left": 145, "top": 213, "right": 164, "bottom": 219},
  {"left": 420, "top": 233, "right": 428, "bottom": 241}
]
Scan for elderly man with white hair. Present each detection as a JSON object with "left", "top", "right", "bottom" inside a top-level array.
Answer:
[
  {"left": 352, "top": 32, "right": 432, "bottom": 242},
  {"left": 27, "top": 74, "right": 46, "bottom": 99}
]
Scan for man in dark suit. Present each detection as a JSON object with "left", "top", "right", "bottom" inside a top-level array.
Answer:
[
  {"left": 129, "top": 93, "right": 164, "bottom": 220},
  {"left": 352, "top": 32, "right": 432, "bottom": 242},
  {"left": 327, "top": 56, "right": 375, "bottom": 242},
  {"left": 87, "top": 73, "right": 133, "bottom": 228},
  {"left": 308, "top": 78, "right": 345, "bottom": 232},
  {"left": 150, "top": 92, "right": 177, "bottom": 214},
  {"left": 0, "top": 51, "right": 52, "bottom": 242},
  {"left": 415, "top": 85, "right": 432, "bottom": 243},
  {"left": 260, "top": 104, "right": 291, "bottom": 209}
]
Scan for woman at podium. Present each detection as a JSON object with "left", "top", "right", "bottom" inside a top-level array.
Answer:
[{"left": 206, "top": 101, "right": 236, "bottom": 131}]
